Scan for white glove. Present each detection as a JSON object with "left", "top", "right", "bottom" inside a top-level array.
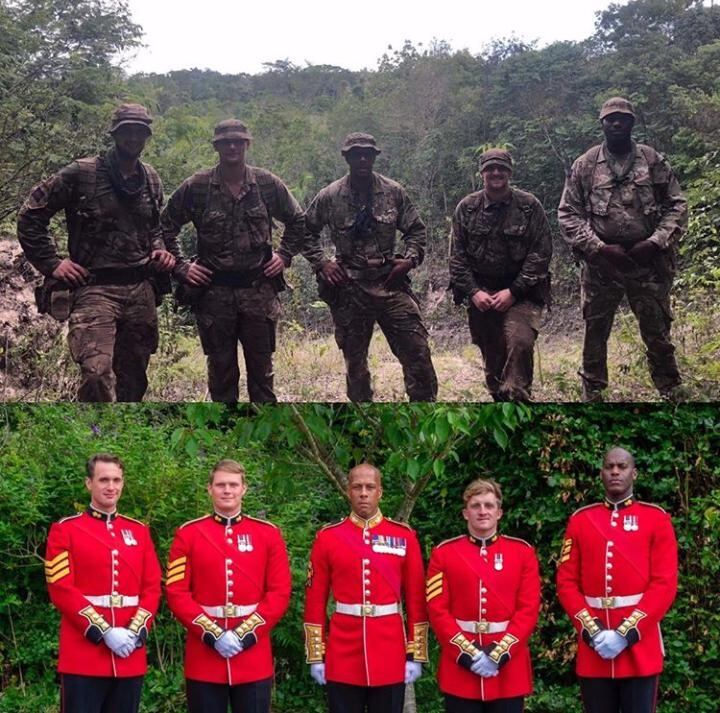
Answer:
[
  {"left": 404, "top": 661, "right": 422, "bottom": 684},
  {"left": 103, "top": 628, "right": 137, "bottom": 658},
  {"left": 594, "top": 630, "right": 629, "bottom": 660},
  {"left": 470, "top": 651, "right": 500, "bottom": 677},
  {"left": 214, "top": 630, "right": 243, "bottom": 658},
  {"left": 310, "top": 663, "right": 327, "bottom": 685}
]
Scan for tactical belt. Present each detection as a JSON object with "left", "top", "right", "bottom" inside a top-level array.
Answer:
[
  {"left": 89, "top": 266, "right": 150, "bottom": 285},
  {"left": 456, "top": 619, "right": 509, "bottom": 634},
  {"left": 343, "top": 263, "right": 394, "bottom": 281},
  {"left": 85, "top": 594, "right": 139, "bottom": 607},
  {"left": 211, "top": 269, "right": 264, "bottom": 288},
  {"left": 335, "top": 602, "right": 399, "bottom": 617},
  {"left": 585, "top": 594, "right": 643, "bottom": 609},
  {"left": 202, "top": 603, "right": 258, "bottom": 618}
]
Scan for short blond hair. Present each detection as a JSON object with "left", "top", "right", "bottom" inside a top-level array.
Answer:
[
  {"left": 209, "top": 459, "right": 246, "bottom": 485},
  {"left": 463, "top": 478, "right": 503, "bottom": 507}
]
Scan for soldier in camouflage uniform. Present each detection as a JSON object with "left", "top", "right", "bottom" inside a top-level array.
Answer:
[
  {"left": 303, "top": 133, "right": 438, "bottom": 402},
  {"left": 558, "top": 97, "right": 687, "bottom": 401},
  {"left": 17, "top": 104, "right": 175, "bottom": 402},
  {"left": 160, "top": 120, "right": 304, "bottom": 403},
  {"left": 450, "top": 149, "right": 552, "bottom": 402}
]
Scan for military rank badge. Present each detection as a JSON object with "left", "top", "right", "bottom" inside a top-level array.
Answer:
[
  {"left": 371, "top": 535, "right": 407, "bottom": 555},
  {"left": 237, "top": 534, "right": 254, "bottom": 552},
  {"left": 122, "top": 529, "right": 138, "bottom": 546}
]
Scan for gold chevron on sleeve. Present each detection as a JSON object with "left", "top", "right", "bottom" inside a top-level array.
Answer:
[
  {"left": 165, "top": 571, "right": 186, "bottom": 586},
  {"left": 45, "top": 551, "right": 69, "bottom": 569},
  {"left": 167, "top": 556, "right": 187, "bottom": 570},
  {"left": 46, "top": 566, "right": 71, "bottom": 584},
  {"left": 426, "top": 573, "right": 443, "bottom": 601},
  {"left": 426, "top": 572, "right": 443, "bottom": 587}
]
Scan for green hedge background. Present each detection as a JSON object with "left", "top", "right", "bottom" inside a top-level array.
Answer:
[{"left": 0, "top": 403, "right": 717, "bottom": 712}]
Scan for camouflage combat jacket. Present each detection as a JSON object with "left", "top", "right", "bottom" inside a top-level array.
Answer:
[
  {"left": 160, "top": 164, "right": 304, "bottom": 276},
  {"left": 17, "top": 153, "right": 164, "bottom": 276},
  {"left": 303, "top": 172, "right": 426, "bottom": 272},
  {"left": 449, "top": 187, "right": 552, "bottom": 303},
  {"left": 558, "top": 142, "right": 687, "bottom": 261}
]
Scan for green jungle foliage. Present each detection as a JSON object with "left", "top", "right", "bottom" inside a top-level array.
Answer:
[{"left": 0, "top": 403, "right": 718, "bottom": 711}]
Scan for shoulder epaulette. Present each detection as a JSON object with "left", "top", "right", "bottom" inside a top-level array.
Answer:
[
  {"left": 243, "top": 514, "right": 279, "bottom": 529},
  {"left": 503, "top": 535, "right": 533, "bottom": 548},
  {"left": 638, "top": 501, "right": 668, "bottom": 513},
  {"left": 119, "top": 514, "right": 147, "bottom": 527},
  {"left": 178, "top": 514, "right": 211, "bottom": 529},
  {"left": 58, "top": 513, "right": 83, "bottom": 524},
  {"left": 434, "top": 535, "right": 465, "bottom": 549},
  {"left": 386, "top": 517, "right": 413, "bottom": 531},
  {"left": 570, "top": 502, "right": 603, "bottom": 517}
]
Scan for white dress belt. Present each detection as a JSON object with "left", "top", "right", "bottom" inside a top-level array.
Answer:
[
  {"left": 456, "top": 619, "right": 509, "bottom": 634},
  {"left": 202, "top": 603, "right": 258, "bottom": 618},
  {"left": 335, "top": 602, "right": 400, "bottom": 617},
  {"left": 585, "top": 594, "right": 643, "bottom": 609},
  {"left": 85, "top": 594, "right": 139, "bottom": 607}
]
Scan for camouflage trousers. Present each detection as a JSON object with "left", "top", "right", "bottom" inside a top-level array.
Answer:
[
  {"left": 467, "top": 300, "right": 543, "bottom": 402},
  {"left": 580, "top": 264, "right": 680, "bottom": 397},
  {"left": 67, "top": 282, "right": 158, "bottom": 402},
  {"left": 194, "top": 282, "right": 279, "bottom": 403},
  {"left": 322, "top": 281, "right": 438, "bottom": 402}
]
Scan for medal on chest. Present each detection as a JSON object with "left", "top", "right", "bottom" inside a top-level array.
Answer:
[
  {"left": 623, "top": 515, "right": 639, "bottom": 532},
  {"left": 121, "top": 528, "right": 137, "bottom": 546},
  {"left": 494, "top": 553, "right": 504, "bottom": 571},
  {"left": 371, "top": 534, "right": 407, "bottom": 555},
  {"left": 237, "top": 534, "right": 254, "bottom": 552}
]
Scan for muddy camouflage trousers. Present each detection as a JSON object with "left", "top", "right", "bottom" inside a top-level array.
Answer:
[
  {"left": 67, "top": 282, "right": 158, "bottom": 402},
  {"left": 321, "top": 281, "right": 438, "bottom": 402},
  {"left": 579, "top": 264, "right": 680, "bottom": 396},
  {"left": 194, "top": 282, "right": 279, "bottom": 403},
  {"left": 467, "top": 300, "right": 543, "bottom": 402}
]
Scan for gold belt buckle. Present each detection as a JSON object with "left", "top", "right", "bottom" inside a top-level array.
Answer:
[
  {"left": 110, "top": 594, "right": 123, "bottom": 607},
  {"left": 224, "top": 604, "right": 236, "bottom": 618},
  {"left": 601, "top": 597, "right": 616, "bottom": 609},
  {"left": 362, "top": 605, "right": 376, "bottom": 617},
  {"left": 474, "top": 621, "right": 489, "bottom": 634}
]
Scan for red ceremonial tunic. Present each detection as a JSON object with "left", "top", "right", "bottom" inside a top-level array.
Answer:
[
  {"left": 426, "top": 533, "right": 540, "bottom": 701},
  {"left": 556, "top": 496, "right": 678, "bottom": 678},
  {"left": 303, "top": 511, "right": 429, "bottom": 686},
  {"left": 44, "top": 506, "right": 162, "bottom": 677},
  {"left": 165, "top": 512, "right": 291, "bottom": 685}
]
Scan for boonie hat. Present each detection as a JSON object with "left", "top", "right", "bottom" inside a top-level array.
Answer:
[
  {"left": 110, "top": 103, "right": 153, "bottom": 134},
  {"left": 599, "top": 97, "right": 636, "bottom": 120},
  {"left": 479, "top": 148, "right": 513, "bottom": 171},
  {"left": 213, "top": 119, "right": 253, "bottom": 143},
  {"left": 341, "top": 132, "right": 381, "bottom": 155}
]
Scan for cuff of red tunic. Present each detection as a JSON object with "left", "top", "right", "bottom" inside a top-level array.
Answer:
[
  {"left": 233, "top": 612, "right": 265, "bottom": 650},
  {"left": 451, "top": 633, "right": 482, "bottom": 670},
  {"left": 79, "top": 606, "right": 111, "bottom": 644},
  {"left": 616, "top": 609, "right": 647, "bottom": 648},
  {"left": 575, "top": 608, "right": 605, "bottom": 647},
  {"left": 487, "top": 633, "right": 519, "bottom": 669}
]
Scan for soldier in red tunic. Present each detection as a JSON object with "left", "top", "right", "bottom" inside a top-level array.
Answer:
[
  {"left": 165, "top": 459, "right": 291, "bottom": 713},
  {"left": 426, "top": 478, "right": 541, "bottom": 713},
  {"left": 303, "top": 463, "right": 429, "bottom": 713},
  {"left": 44, "top": 453, "right": 162, "bottom": 713},
  {"left": 557, "top": 447, "right": 678, "bottom": 713}
]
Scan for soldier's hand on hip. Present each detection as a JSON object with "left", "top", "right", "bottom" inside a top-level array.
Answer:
[
  {"left": 214, "top": 630, "right": 243, "bottom": 658},
  {"left": 471, "top": 289, "right": 494, "bottom": 312},
  {"left": 597, "top": 244, "right": 636, "bottom": 273},
  {"left": 103, "top": 627, "right": 137, "bottom": 658},
  {"left": 263, "top": 251, "right": 286, "bottom": 278},
  {"left": 320, "top": 260, "right": 349, "bottom": 287},
  {"left": 185, "top": 261, "right": 213, "bottom": 287},
  {"left": 51, "top": 258, "right": 89, "bottom": 287},
  {"left": 150, "top": 249, "right": 176, "bottom": 272},
  {"left": 383, "top": 258, "right": 413, "bottom": 289},
  {"left": 627, "top": 239, "right": 659, "bottom": 267},
  {"left": 309, "top": 662, "right": 327, "bottom": 685},
  {"left": 489, "top": 288, "right": 516, "bottom": 313}
]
